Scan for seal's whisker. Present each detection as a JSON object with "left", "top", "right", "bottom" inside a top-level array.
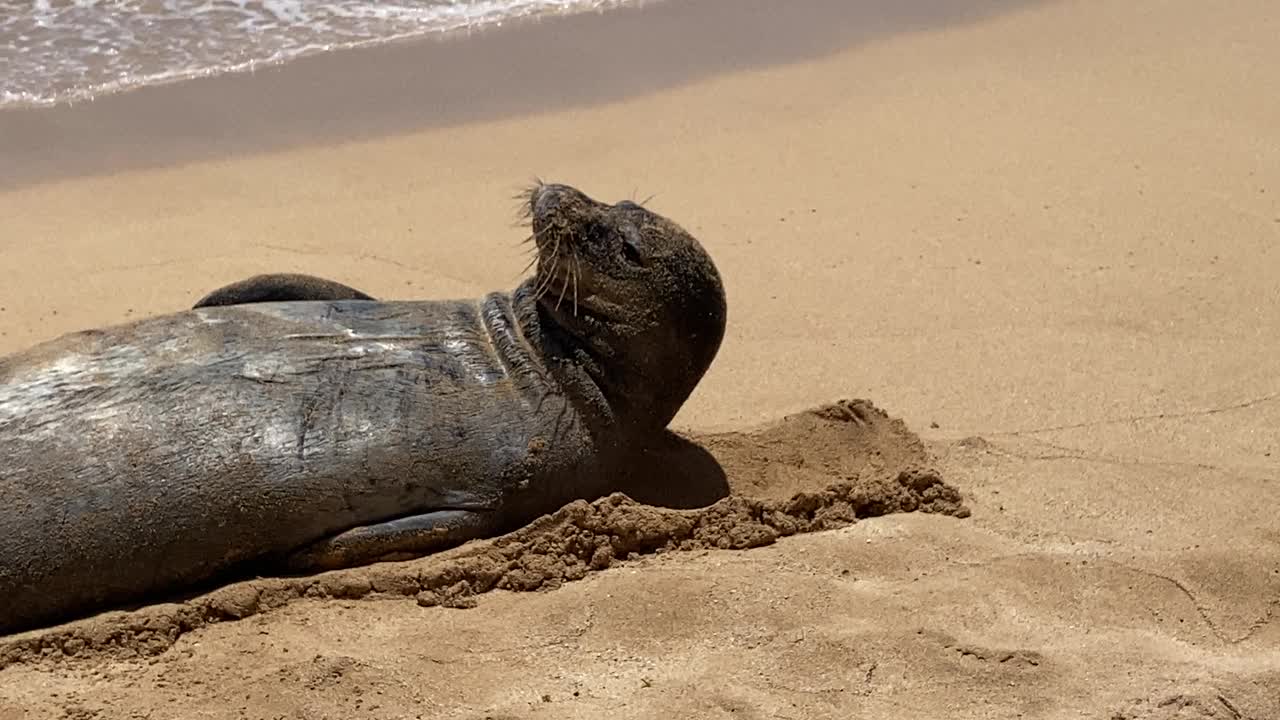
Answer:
[
  {"left": 513, "top": 180, "right": 544, "bottom": 222},
  {"left": 571, "top": 251, "right": 581, "bottom": 317},
  {"left": 521, "top": 222, "right": 557, "bottom": 246},
  {"left": 516, "top": 228, "right": 555, "bottom": 281},
  {"left": 554, "top": 269, "right": 570, "bottom": 311},
  {"left": 532, "top": 235, "right": 562, "bottom": 300},
  {"left": 549, "top": 245, "right": 567, "bottom": 308},
  {"left": 520, "top": 227, "right": 546, "bottom": 245},
  {"left": 546, "top": 235, "right": 564, "bottom": 297},
  {"left": 533, "top": 270, "right": 551, "bottom": 300},
  {"left": 516, "top": 231, "right": 545, "bottom": 252},
  {"left": 518, "top": 252, "right": 540, "bottom": 278},
  {"left": 514, "top": 177, "right": 544, "bottom": 201}
]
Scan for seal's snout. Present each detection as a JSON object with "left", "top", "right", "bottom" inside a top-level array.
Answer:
[
  {"left": 529, "top": 182, "right": 575, "bottom": 220},
  {"left": 530, "top": 184, "right": 555, "bottom": 217}
]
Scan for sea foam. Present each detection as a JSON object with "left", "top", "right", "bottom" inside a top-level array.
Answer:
[{"left": 0, "top": 0, "right": 642, "bottom": 108}]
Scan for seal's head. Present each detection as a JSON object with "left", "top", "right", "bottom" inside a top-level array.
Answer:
[{"left": 521, "top": 182, "right": 726, "bottom": 432}]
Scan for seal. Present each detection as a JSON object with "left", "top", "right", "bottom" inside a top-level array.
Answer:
[{"left": 0, "top": 182, "right": 727, "bottom": 635}]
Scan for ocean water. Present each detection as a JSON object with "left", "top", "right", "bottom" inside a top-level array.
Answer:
[{"left": 0, "top": 0, "right": 642, "bottom": 109}]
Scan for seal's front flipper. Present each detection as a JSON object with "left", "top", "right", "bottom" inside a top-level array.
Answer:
[
  {"left": 193, "top": 273, "right": 376, "bottom": 308},
  {"left": 284, "top": 510, "right": 498, "bottom": 573}
]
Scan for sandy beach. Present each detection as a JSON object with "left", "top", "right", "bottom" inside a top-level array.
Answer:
[{"left": 1, "top": 0, "right": 1277, "bottom": 717}]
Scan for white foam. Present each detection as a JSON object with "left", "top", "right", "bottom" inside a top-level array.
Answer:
[{"left": 0, "top": 0, "right": 648, "bottom": 108}]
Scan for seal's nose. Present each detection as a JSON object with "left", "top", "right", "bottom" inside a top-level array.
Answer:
[{"left": 531, "top": 183, "right": 566, "bottom": 217}]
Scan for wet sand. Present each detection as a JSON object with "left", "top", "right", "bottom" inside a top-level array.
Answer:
[
  {"left": 0, "top": 0, "right": 1277, "bottom": 717},
  {"left": 0, "top": 0, "right": 1047, "bottom": 190}
]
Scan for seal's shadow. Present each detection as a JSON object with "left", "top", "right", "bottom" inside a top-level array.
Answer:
[{"left": 611, "top": 430, "right": 730, "bottom": 510}]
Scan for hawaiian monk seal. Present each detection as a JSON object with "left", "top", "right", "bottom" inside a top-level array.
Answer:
[{"left": 0, "top": 182, "right": 727, "bottom": 635}]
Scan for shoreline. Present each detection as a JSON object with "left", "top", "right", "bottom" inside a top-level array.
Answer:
[
  {"left": 0, "top": 0, "right": 1045, "bottom": 191},
  {"left": 0, "top": 0, "right": 652, "bottom": 113}
]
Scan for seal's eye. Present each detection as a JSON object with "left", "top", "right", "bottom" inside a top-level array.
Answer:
[{"left": 621, "top": 236, "right": 646, "bottom": 266}]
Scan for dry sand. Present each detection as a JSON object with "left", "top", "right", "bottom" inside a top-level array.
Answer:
[{"left": 1, "top": 0, "right": 1278, "bottom": 717}]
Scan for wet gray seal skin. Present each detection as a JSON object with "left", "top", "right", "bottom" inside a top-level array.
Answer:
[
  {"left": 193, "top": 272, "right": 375, "bottom": 307},
  {"left": 0, "top": 182, "right": 727, "bottom": 635}
]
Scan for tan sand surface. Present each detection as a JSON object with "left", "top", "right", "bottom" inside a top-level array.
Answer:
[{"left": 1, "top": 0, "right": 1278, "bottom": 717}]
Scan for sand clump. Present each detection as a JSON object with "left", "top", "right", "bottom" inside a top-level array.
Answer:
[{"left": 0, "top": 398, "right": 966, "bottom": 670}]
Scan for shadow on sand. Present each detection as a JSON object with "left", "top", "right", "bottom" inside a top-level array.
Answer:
[{"left": 615, "top": 430, "right": 732, "bottom": 510}]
